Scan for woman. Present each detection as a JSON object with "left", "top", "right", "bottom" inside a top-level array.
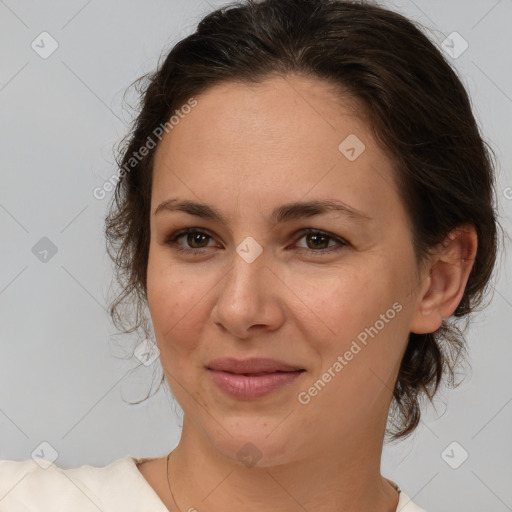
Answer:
[{"left": 0, "top": 0, "right": 501, "bottom": 510}]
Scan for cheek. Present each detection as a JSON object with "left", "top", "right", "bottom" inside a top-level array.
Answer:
[
  {"left": 146, "top": 251, "right": 212, "bottom": 352},
  {"left": 300, "top": 277, "right": 407, "bottom": 427},
  {"left": 302, "top": 262, "right": 408, "bottom": 377},
  {"left": 294, "top": 264, "right": 391, "bottom": 345}
]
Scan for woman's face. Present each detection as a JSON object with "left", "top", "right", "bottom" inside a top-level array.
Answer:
[{"left": 147, "top": 74, "right": 430, "bottom": 465}]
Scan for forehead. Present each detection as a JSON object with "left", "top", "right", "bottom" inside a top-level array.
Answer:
[
  {"left": 155, "top": 74, "right": 366, "bottom": 164},
  {"left": 151, "top": 74, "right": 404, "bottom": 229}
]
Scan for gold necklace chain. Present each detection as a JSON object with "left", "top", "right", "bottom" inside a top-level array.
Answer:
[
  {"left": 166, "top": 450, "right": 182, "bottom": 512},
  {"left": 165, "top": 450, "right": 400, "bottom": 512}
]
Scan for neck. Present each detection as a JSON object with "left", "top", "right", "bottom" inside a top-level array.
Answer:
[{"left": 165, "top": 416, "right": 398, "bottom": 512}]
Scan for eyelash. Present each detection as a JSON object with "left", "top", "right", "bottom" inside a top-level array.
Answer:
[{"left": 163, "top": 228, "right": 348, "bottom": 256}]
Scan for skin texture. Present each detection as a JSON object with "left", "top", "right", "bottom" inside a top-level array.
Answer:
[{"left": 138, "top": 74, "right": 477, "bottom": 512}]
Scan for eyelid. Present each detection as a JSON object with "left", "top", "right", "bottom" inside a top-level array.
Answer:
[
  {"left": 164, "top": 227, "right": 349, "bottom": 255},
  {"left": 289, "top": 228, "right": 348, "bottom": 252},
  {"left": 164, "top": 227, "right": 220, "bottom": 249}
]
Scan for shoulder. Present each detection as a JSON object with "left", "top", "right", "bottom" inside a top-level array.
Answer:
[
  {"left": 386, "top": 478, "right": 428, "bottom": 512},
  {"left": 0, "top": 455, "right": 166, "bottom": 512},
  {"left": 0, "top": 457, "right": 102, "bottom": 511},
  {"left": 397, "top": 490, "right": 429, "bottom": 512}
]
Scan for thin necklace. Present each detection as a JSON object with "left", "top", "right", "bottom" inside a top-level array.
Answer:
[
  {"left": 166, "top": 450, "right": 400, "bottom": 512},
  {"left": 166, "top": 450, "right": 182, "bottom": 512}
]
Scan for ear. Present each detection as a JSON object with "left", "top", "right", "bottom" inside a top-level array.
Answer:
[{"left": 409, "top": 224, "right": 478, "bottom": 335}]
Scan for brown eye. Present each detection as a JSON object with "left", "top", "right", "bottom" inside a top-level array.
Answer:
[
  {"left": 294, "top": 229, "right": 348, "bottom": 254},
  {"left": 302, "top": 232, "right": 331, "bottom": 250},
  {"left": 164, "top": 229, "right": 217, "bottom": 253},
  {"left": 184, "top": 231, "right": 210, "bottom": 249}
]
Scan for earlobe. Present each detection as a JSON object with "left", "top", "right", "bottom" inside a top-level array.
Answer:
[{"left": 409, "top": 224, "right": 478, "bottom": 335}]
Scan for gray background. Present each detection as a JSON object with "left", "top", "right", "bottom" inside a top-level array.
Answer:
[{"left": 0, "top": 1, "right": 511, "bottom": 511}]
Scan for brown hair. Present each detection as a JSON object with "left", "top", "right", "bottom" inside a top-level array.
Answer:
[{"left": 105, "top": 0, "right": 504, "bottom": 441}]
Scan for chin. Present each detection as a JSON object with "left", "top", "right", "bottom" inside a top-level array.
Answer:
[{"left": 205, "top": 422, "right": 306, "bottom": 469}]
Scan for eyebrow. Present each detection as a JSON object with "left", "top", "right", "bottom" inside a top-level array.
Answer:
[{"left": 154, "top": 198, "right": 373, "bottom": 226}]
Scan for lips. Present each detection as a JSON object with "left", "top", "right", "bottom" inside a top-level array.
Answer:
[
  {"left": 206, "top": 357, "right": 304, "bottom": 374},
  {"left": 206, "top": 358, "right": 305, "bottom": 400}
]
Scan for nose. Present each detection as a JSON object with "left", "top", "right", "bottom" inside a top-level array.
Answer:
[{"left": 210, "top": 242, "right": 285, "bottom": 340}]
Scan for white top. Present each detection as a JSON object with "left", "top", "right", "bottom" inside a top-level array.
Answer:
[{"left": 0, "top": 455, "right": 428, "bottom": 511}]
